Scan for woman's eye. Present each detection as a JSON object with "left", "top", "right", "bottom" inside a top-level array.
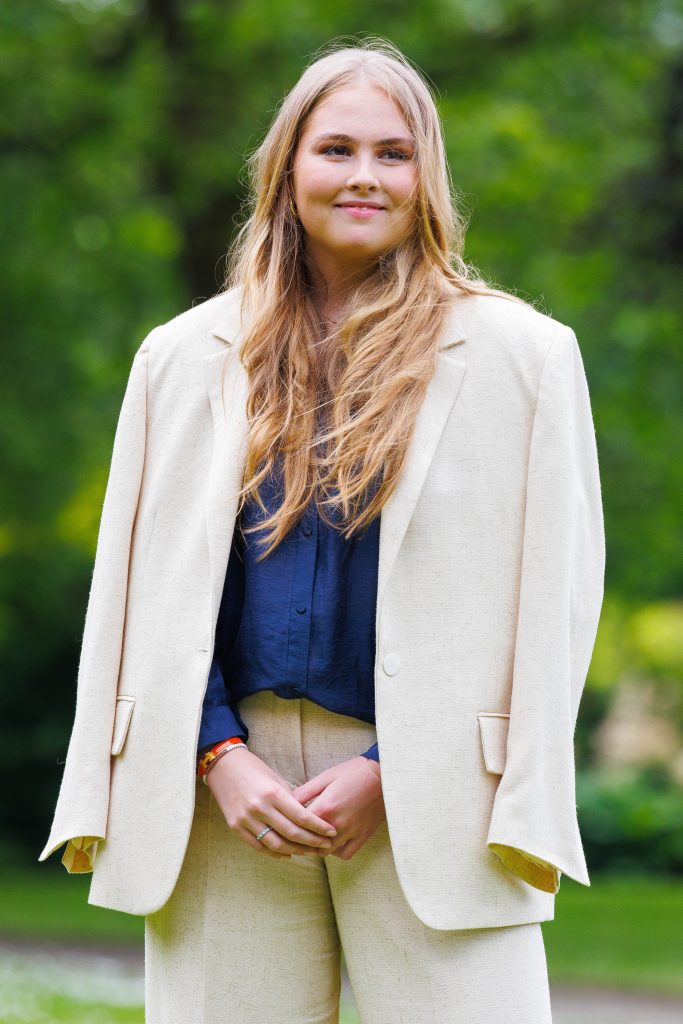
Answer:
[{"left": 321, "top": 146, "right": 411, "bottom": 161}]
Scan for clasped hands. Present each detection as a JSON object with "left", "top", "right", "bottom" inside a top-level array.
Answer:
[{"left": 207, "top": 747, "right": 386, "bottom": 862}]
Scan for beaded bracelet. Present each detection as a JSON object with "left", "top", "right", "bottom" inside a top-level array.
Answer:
[{"left": 197, "top": 737, "right": 248, "bottom": 785}]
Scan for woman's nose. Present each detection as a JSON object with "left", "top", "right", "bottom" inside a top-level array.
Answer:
[{"left": 345, "top": 157, "right": 381, "bottom": 190}]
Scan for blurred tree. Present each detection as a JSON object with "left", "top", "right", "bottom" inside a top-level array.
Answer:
[{"left": 1, "top": 0, "right": 681, "bottom": 862}]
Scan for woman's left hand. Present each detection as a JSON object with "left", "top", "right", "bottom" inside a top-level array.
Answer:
[{"left": 290, "top": 757, "right": 385, "bottom": 860}]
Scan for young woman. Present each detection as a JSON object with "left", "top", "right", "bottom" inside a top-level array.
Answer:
[{"left": 39, "top": 38, "right": 605, "bottom": 1024}]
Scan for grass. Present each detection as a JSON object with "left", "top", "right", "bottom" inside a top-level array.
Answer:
[
  {"left": 1, "top": 865, "right": 682, "bottom": 1011},
  {"left": 0, "top": 939, "right": 360, "bottom": 1024},
  {"left": 543, "top": 873, "right": 683, "bottom": 994},
  {"left": 0, "top": 864, "right": 144, "bottom": 947},
  {"left": 0, "top": 864, "right": 364, "bottom": 1022},
  {"left": 0, "top": 944, "right": 144, "bottom": 1024}
]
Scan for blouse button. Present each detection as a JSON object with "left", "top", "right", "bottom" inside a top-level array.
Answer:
[{"left": 383, "top": 652, "right": 401, "bottom": 675}]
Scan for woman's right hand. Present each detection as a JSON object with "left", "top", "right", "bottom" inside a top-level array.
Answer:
[{"left": 205, "top": 747, "right": 338, "bottom": 859}]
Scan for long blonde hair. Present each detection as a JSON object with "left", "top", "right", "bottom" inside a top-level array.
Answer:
[{"left": 220, "top": 36, "right": 534, "bottom": 561}]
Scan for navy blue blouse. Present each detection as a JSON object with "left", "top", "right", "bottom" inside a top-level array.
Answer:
[{"left": 197, "top": 459, "right": 381, "bottom": 763}]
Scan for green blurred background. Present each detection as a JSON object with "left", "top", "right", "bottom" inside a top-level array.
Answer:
[{"left": 1, "top": 0, "right": 682, "bottom": 1015}]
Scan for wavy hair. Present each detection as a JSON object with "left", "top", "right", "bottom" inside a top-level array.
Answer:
[{"left": 220, "top": 36, "right": 534, "bottom": 560}]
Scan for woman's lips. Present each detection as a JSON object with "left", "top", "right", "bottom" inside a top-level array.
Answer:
[{"left": 335, "top": 205, "right": 385, "bottom": 218}]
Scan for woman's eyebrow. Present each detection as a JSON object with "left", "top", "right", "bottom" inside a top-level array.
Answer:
[{"left": 310, "top": 132, "right": 414, "bottom": 147}]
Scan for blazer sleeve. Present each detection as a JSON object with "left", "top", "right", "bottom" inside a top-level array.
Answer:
[
  {"left": 485, "top": 324, "right": 605, "bottom": 894},
  {"left": 37, "top": 328, "right": 157, "bottom": 874}
]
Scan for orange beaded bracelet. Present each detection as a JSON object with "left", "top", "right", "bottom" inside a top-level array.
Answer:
[{"left": 197, "top": 736, "right": 247, "bottom": 785}]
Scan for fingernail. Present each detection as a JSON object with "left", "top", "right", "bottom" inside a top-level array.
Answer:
[
  {"left": 326, "top": 829, "right": 337, "bottom": 836},
  {"left": 320, "top": 840, "right": 332, "bottom": 848}
]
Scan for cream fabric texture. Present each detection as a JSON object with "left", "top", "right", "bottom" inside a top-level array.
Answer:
[
  {"left": 144, "top": 689, "right": 553, "bottom": 1023},
  {"left": 37, "top": 285, "right": 605, "bottom": 930}
]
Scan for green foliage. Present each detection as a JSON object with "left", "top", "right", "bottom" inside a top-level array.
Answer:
[
  {"left": 578, "top": 766, "right": 683, "bottom": 875},
  {"left": 1, "top": 2, "right": 681, "bottom": 862},
  {"left": 630, "top": 601, "right": 683, "bottom": 679},
  {"left": 587, "top": 594, "right": 683, "bottom": 694}
]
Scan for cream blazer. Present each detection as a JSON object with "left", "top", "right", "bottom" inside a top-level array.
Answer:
[{"left": 38, "top": 285, "right": 605, "bottom": 931}]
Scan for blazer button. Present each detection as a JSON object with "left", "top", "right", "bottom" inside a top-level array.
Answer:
[{"left": 383, "top": 652, "right": 401, "bottom": 675}]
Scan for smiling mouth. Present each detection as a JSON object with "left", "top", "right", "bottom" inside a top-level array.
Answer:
[{"left": 335, "top": 204, "right": 385, "bottom": 215}]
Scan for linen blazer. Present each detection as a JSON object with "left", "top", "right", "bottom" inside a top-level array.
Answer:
[{"left": 38, "top": 284, "right": 605, "bottom": 931}]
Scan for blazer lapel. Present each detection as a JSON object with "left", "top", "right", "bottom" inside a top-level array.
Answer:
[
  {"left": 204, "top": 299, "right": 468, "bottom": 631},
  {"left": 374, "top": 347, "right": 466, "bottom": 621},
  {"left": 203, "top": 343, "right": 249, "bottom": 625}
]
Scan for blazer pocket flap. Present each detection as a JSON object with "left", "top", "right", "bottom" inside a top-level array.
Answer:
[
  {"left": 111, "top": 695, "right": 136, "bottom": 756},
  {"left": 477, "top": 712, "right": 510, "bottom": 775}
]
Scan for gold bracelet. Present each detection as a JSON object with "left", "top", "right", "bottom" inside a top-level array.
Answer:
[{"left": 361, "top": 756, "right": 380, "bottom": 779}]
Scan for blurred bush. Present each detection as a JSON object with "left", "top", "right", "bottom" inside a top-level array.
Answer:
[
  {"left": 1, "top": 2, "right": 681, "bottom": 871},
  {"left": 578, "top": 766, "right": 683, "bottom": 875}
]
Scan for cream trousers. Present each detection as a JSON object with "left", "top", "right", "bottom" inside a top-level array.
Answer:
[{"left": 144, "top": 689, "right": 553, "bottom": 1023}]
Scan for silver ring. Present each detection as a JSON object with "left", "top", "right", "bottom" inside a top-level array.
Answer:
[{"left": 256, "top": 825, "right": 273, "bottom": 842}]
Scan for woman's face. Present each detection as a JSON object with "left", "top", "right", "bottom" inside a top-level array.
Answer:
[{"left": 291, "top": 83, "right": 419, "bottom": 285}]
